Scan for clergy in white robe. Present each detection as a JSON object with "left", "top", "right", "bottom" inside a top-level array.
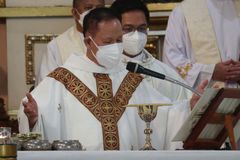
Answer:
[
  {"left": 36, "top": 0, "right": 105, "bottom": 84},
  {"left": 18, "top": 7, "right": 192, "bottom": 151},
  {"left": 122, "top": 49, "right": 192, "bottom": 101},
  {"left": 110, "top": 0, "right": 192, "bottom": 102},
  {"left": 163, "top": 0, "right": 240, "bottom": 89},
  {"left": 19, "top": 53, "right": 190, "bottom": 150},
  {"left": 36, "top": 26, "right": 86, "bottom": 84}
]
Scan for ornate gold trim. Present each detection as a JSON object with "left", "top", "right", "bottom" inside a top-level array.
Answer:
[
  {"left": 48, "top": 68, "right": 143, "bottom": 150},
  {"left": 25, "top": 34, "right": 58, "bottom": 84},
  {"left": 0, "top": 6, "right": 71, "bottom": 18},
  {"left": 147, "top": 3, "right": 177, "bottom": 11},
  {"left": 176, "top": 63, "right": 192, "bottom": 79},
  {"left": 145, "top": 36, "right": 161, "bottom": 59},
  {"left": 0, "top": 3, "right": 177, "bottom": 18},
  {"left": 0, "top": 144, "right": 17, "bottom": 158}
]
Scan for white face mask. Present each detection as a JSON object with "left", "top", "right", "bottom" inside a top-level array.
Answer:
[
  {"left": 76, "top": 9, "right": 91, "bottom": 26},
  {"left": 123, "top": 31, "right": 147, "bottom": 56},
  {"left": 89, "top": 36, "right": 123, "bottom": 69}
]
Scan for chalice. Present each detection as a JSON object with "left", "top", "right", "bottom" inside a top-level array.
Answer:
[{"left": 124, "top": 103, "right": 171, "bottom": 150}]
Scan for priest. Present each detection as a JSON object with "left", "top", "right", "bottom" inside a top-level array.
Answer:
[{"left": 18, "top": 8, "right": 204, "bottom": 150}]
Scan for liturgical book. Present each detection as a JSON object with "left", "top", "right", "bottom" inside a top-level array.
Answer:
[{"left": 173, "top": 88, "right": 240, "bottom": 149}]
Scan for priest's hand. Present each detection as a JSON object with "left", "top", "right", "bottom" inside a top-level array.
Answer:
[
  {"left": 22, "top": 93, "right": 38, "bottom": 129},
  {"left": 226, "top": 60, "right": 240, "bottom": 82},
  {"left": 212, "top": 60, "right": 234, "bottom": 82},
  {"left": 190, "top": 80, "right": 208, "bottom": 110}
]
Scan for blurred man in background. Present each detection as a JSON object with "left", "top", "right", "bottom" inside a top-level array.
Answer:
[{"left": 36, "top": 0, "right": 104, "bottom": 85}]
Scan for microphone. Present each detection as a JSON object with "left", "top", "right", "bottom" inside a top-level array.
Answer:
[{"left": 126, "top": 62, "right": 201, "bottom": 96}]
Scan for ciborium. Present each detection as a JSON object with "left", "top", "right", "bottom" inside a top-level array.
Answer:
[{"left": 124, "top": 103, "right": 171, "bottom": 150}]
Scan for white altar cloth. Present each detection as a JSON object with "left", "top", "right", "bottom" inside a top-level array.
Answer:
[{"left": 18, "top": 151, "right": 240, "bottom": 160}]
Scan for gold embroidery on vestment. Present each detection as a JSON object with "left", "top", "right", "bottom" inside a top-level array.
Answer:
[
  {"left": 48, "top": 67, "right": 143, "bottom": 150},
  {"left": 176, "top": 63, "right": 192, "bottom": 79}
]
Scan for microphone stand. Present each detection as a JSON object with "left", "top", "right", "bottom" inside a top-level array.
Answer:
[
  {"left": 127, "top": 62, "right": 202, "bottom": 96},
  {"left": 164, "top": 76, "right": 202, "bottom": 96}
]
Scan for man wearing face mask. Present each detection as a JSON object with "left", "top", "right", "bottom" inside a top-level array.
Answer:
[
  {"left": 111, "top": 0, "right": 192, "bottom": 101},
  {"left": 18, "top": 8, "right": 203, "bottom": 150},
  {"left": 35, "top": 0, "right": 105, "bottom": 85}
]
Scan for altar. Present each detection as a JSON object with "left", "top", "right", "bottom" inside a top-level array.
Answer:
[{"left": 18, "top": 151, "right": 240, "bottom": 160}]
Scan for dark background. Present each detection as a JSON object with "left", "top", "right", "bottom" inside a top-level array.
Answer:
[{"left": 142, "top": 0, "right": 183, "bottom": 3}]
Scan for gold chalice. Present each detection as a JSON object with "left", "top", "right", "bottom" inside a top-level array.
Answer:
[{"left": 124, "top": 103, "right": 171, "bottom": 150}]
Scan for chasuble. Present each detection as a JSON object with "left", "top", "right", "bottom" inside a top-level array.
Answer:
[{"left": 19, "top": 53, "right": 190, "bottom": 150}]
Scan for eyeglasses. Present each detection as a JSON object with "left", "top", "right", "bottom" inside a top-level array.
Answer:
[{"left": 122, "top": 25, "right": 148, "bottom": 34}]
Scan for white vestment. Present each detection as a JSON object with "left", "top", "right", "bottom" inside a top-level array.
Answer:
[
  {"left": 18, "top": 53, "right": 190, "bottom": 150},
  {"left": 163, "top": 0, "right": 240, "bottom": 88},
  {"left": 36, "top": 26, "right": 86, "bottom": 85},
  {"left": 122, "top": 49, "right": 192, "bottom": 101}
]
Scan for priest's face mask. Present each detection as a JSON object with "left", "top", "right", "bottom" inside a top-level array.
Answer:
[
  {"left": 121, "top": 10, "right": 148, "bottom": 56},
  {"left": 85, "top": 19, "right": 123, "bottom": 69},
  {"left": 72, "top": 0, "right": 105, "bottom": 27}
]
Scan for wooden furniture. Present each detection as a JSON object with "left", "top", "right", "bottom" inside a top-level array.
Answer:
[{"left": 183, "top": 88, "right": 240, "bottom": 150}]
